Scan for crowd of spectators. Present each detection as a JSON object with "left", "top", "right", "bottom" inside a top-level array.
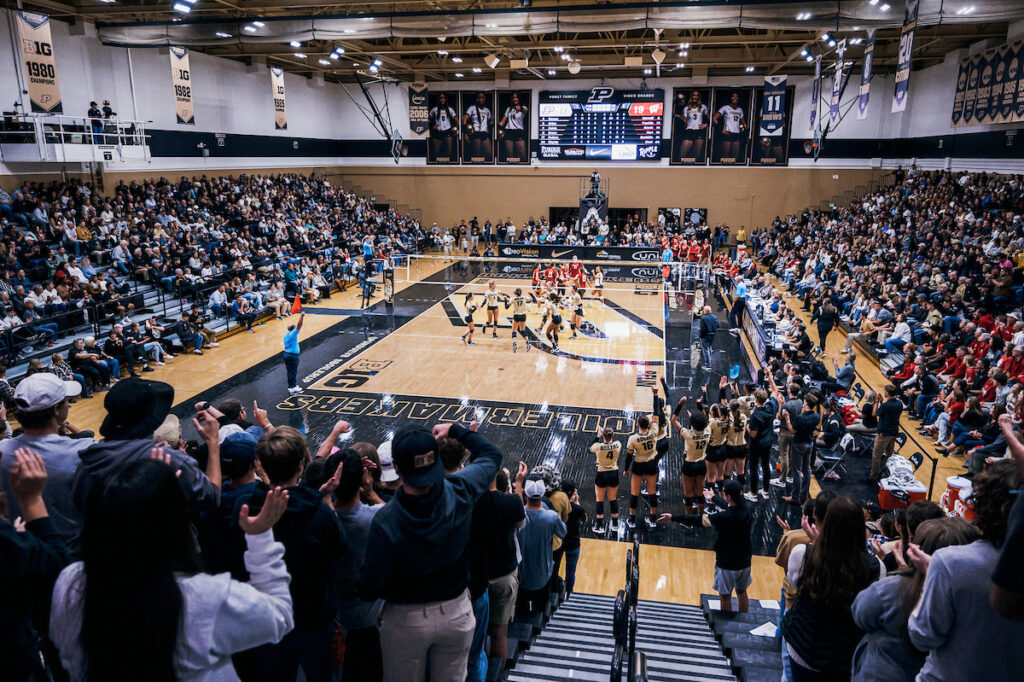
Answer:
[{"left": 0, "top": 173, "right": 423, "bottom": 393}]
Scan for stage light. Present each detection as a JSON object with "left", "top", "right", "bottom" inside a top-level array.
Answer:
[
  {"left": 568, "top": 60, "right": 581, "bottom": 74},
  {"left": 547, "top": 69, "right": 556, "bottom": 75},
  {"left": 372, "top": 58, "right": 382, "bottom": 66},
  {"left": 805, "top": 55, "right": 814, "bottom": 62},
  {"left": 290, "top": 41, "right": 302, "bottom": 48},
  {"left": 652, "top": 48, "right": 666, "bottom": 65},
  {"left": 243, "top": 25, "right": 256, "bottom": 32},
  {"left": 437, "top": 49, "right": 448, "bottom": 56},
  {"left": 329, "top": 52, "right": 340, "bottom": 60}
]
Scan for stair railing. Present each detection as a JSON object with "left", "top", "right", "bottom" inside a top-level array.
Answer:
[
  {"left": 631, "top": 651, "right": 648, "bottom": 682},
  {"left": 611, "top": 537, "right": 642, "bottom": 681}
]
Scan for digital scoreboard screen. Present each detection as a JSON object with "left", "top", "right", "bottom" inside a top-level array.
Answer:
[{"left": 538, "top": 88, "right": 664, "bottom": 161}]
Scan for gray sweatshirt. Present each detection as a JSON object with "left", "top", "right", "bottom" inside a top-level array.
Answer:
[{"left": 850, "top": 574, "right": 924, "bottom": 682}]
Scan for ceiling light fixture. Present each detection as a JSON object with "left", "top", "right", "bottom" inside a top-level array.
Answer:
[
  {"left": 333, "top": 47, "right": 345, "bottom": 54},
  {"left": 294, "top": 52, "right": 306, "bottom": 58},
  {"left": 172, "top": 2, "right": 192, "bottom": 13},
  {"left": 451, "top": 56, "right": 463, "bottom": 63},
  {"left": 796, "top": 12, "right": 812, "bottom": 20},
  {"left": 677, "top": 50, "right": 688, "bottom": 57},
  {"left": 243, "top": 25, "right": 256, "bottom": 32},
  {"left": 251, "top": 20, "right": 264, "bottom": 27},
  {"left": 318, "top": 59, "right": 330, "bottom": 65},
  {"left": 455, "top": 72, "right": 464, "bottom": 77},
  {"left": 820, "top": 33, "right": 831, "bottom": 42},
  {"left": 568, "top": 60, "right": 581, "bottom": 75},
  {"left": 880, "top": 3, "right": 890, "bottom": 10},
  {"left": 745, "top": 66, "right": 755, "bottom": 72},
  {"left": 849, "top": 37, "right": 864, "bottom": 45},
  {"left": 372, "top": 58, "right": 382, "bottom": 67},
  {"left": 679, "top": 42, "right": 690, "bottom": 49},
  {"left": 643, "top": 67, "right": 652, "bottom": 75},
  {"left": 289, "top": 41, "right": 301, "bottom": 48},
  {"left": 437, "top": 49, "right": 448, "bottom": 56},
  {"left": 805, "top": 55, "right": 814, "bottom": 62},
  {"left": 473, "top": 67, "right": 482, "bottom": 72},
  {"left": 553, "top": 46, "right": 564, "bottom": 52},
  {"left": 216, "top": 31, "right": 232, "bottom": 38},
  {"left": 329, "top": 53, "right": 339, "bottom": 60},
  {"left": 547, "top": 69, "right": 556, "bottom": 75},
  {"left": 956, "top": 5, "right": 976, "bottom": 15}
]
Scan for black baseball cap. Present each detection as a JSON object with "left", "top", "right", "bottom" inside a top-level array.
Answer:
[
  {"left": 99, "top": 377, "right": 174, "bottom": 440},
  {"left": 391, "top": 425, "right": 444, "bottom": 488}
]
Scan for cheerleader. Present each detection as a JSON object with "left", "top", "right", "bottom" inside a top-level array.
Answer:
[
  {"left": 461, "top": 293, "right": 477, "bottom": 345},
  {"left": 589, "top": 424, "right": 622, "bottom": 533},
  {"left": 542, "top": 292, "right": 564, "bottom": 350},
  {"left": 705, "top": 402, "right": 731, "bottom": 493},
  {"left": 672, "top": 397, "right": 711, "bottom": 514},
  {"left": 482, "top": 280, "right": 504, "bottom": 338},
  {"left": 724, "top": 399, "right": 748, "bottom": 483},
  {"left": 568, "top": 286, "right": 585, "bottom": 340},
  {"left": 592, "top": 266, "right": 605, "bottom": 305},
  {"left": 506, "top": 287, "right": 531, "bottom": 353}
]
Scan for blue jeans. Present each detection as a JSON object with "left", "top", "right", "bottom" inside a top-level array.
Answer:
[
  {"left": 778, "top": 588, "right": 793, "bottom": 682},
  {"left": 913, "top": 394, "right": 936, "bottom": 418},
  {"left": 99, "top": 358, "right": 119, "bottom": 379},
  {"left": 31, "top": 322, "right": 58, "bottom": 344},
  {"left": 700, "top": 338, "right": 715, "bottom": 368},
  {"left": 564, "top": 547, "right": 581, "bottom": 596},
  {"left": 467, "top": 592, "right": 489, "bottom": 682},
  {"left": 884, "top": 337, "right": 906, "bottom": 354},
  {"left": 71, "top": 373, "right": 91, "bottom": 396}
]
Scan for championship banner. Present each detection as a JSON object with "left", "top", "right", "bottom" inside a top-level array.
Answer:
[
  {"left": 408, "top": 82, "right": 429, "bottom": 137},
  {"left": 270, "top": 67, "right": 287, "bottom": 130},
  {"left": 891, "top": 0, "right": 919, "bottom": 113},
  {"left": 810, "top": 55, "right": 821, "bottom": 131},
  {"left": 15, "top": 11, "right": 62, "bottom": 113},
  {"left": 989, "top": 44, "right": 1011, "bottom": 124},
  {"left": 974, "top": 48, "right": 996, "bottom": 125},
  {"left": 170, "top": 47, "right": 195, "bottom": 125},
  {"left": 857, "top": 31, "right": 876, "bottom": 121},
  {"left": 1000, "top": 41, "right": 1021, "bottom": 123},
  {"left": 830, "top": 39, "right": 846, "bottom": 125},
  {"left": 950, "top": 56, "right": 970, "bottom": 127},
  {"left": 962, "top": 53, "right": 982, "bottom": 126},
  {"left": 1012, "top": 42, "right": 1024, "bottom": 122},
  {"left": 759, "top": 75, "right": 787, "bottom": 136}
]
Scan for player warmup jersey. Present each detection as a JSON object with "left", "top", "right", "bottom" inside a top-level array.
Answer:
[
  {"left": 738, "top": 395, "right": 757, "bottom": 419},
  {"left": 569, "top": 261, "right": 583, "bottom": 278},
  {"left": 685, "top": 104, "right": 709, "bottom": 129},
  {"left": 726, "top": 413, "right": 748, "bottom": 446},
  {"left": 709, "top": 418, "right": 730, "bottom": 447},
  {"left": 628, "top": 424, "right": 662, "bottom": 463},
  {"left": 718, "top": 105, "right": 744, "bottom": 133},
  {"left": 485, "top": 290, "right": 501, "bottom": 307},
  {"left": 511, "top": 295, "right": 528, "bottom": 315},
  {"left": 503, "top": 105, "right": 526, "bottom": 130},
  {"left": 431, "top": 106, "right": 456, "bottom": 131},
  {"left": 591, "top": 440, "right": 622, "bottom": 472},
  {"left": 682, "top": 427, "right": 711, "bottom": 461},
  {"left": 466, "top": 105, "right": 491, "bottom": 131}
]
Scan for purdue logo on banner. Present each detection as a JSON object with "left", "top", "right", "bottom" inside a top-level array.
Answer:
[
  {"left": 408, "top": 82, "right": 429, "bottom": 137},
  {"left": 759, "top": 75, "right": 786, "bottom": 136},
  {"left": 170, "top": 46, "right": 195, "bottom": 125},
  {"left": 857, "top": 31, "right": 876, "bottom": 121},
  {"left": 950, "top": 56, "right": 970, "bottom": 127},
  {"left": 830, "top": 39, "right": 846, "bottom": 126},
  {"left": 271, "top": 67, "right": 287, "bottom": 130},
  {"left": 809, "top": 55, "right": 821, "bottom": 131},
  {"left": 16, "top": 11, "right": 62, "bottom": 113},
  {"left": 891, "top": 0, "right": 919, "bottom": 113}
]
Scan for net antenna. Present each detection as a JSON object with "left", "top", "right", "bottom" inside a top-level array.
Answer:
[{"left": 342, "top": 72, "right": 403, "bottom": 163}]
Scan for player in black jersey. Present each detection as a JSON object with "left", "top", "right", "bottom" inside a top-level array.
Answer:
[{"left": 461, "top": 293, "right": 477, "bottom": 345}]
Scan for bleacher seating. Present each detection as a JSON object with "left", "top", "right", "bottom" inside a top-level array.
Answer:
[{"left": 700, "top": 594, "right": 783, "bottom": 682}]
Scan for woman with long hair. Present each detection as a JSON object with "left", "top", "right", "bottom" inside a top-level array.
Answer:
[
  {"left": 672, "top": 400, "right": 710, "bottom": 514},
  {"left": 705, "top": 403, "right": 731, "bottom": 493},
  {"left": 462, "top": 292, "right": 478, "bottom": 345},
  {"left": 781, "top": 495, "right": 882, "bottom": 681},
  {"left": 50, "top": 458, "right": 293, "bottom": 681},
  {"left": 724, "top": 399, "right": 748, "bottom": 484},
  {"left": 542, "top": 291, "right": 564, "bottom": 351},
  {"left": 850, "top": 518, "right": 980, "bottom": 682},
  {"left": 591, "top": 266, "right": 605, "bottom": 305}
]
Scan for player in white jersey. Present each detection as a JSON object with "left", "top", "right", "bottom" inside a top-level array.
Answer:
[
  {"left": 568, "top": 286, "right": 585, "bottom": 340},
  {"left": 675, "top": 90, "right": 709, "bottom": 162},
  {"left": 542, "top": 292, "right": 564, "bottom": 351},
  {"left": 463, "top": 92, "right": 493, "bottom": 162},
  {"left": 461, "top": 293, "right": 477, "bottom": 345},
  {"left": 482, "top": 280, "right": 507, "bottom": 338},
  {"left": 591, "top": 266, "right": 605, "bottom": 305},
  {"left": 714, "top": 91, "right": 747, "bottom": 162},
  {"left": 498, "top": 92, "right": 528, "bottom": 162},
  {"left": 429, "top": 92, "right": 458, "bottom": 161}
]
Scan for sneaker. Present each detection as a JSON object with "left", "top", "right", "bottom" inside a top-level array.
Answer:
[
  {"left": 770, "top": 478, "right": 786, "bottom": 488},
  {"left": 592, "top": 520, "right": 606, "bottom": 535},
  {"left": 786, "top": 477, "right": 794, "bottom": 484},
  {"left": 570, "top": 334, "right": 578, "bottom": 340},
  {"left": 288, "top": 386, "right": 302, "bottom": 394},
  {"left": 193, "top": 349, "right": 204, "bottom": 355},
  {"left": 209, "top": 342, "right": 220, "bottom": 347},
  {"left": 610, "top": 518, "right": 619, "bottom": 531},
  {"left": 526, "top": 341, "right": 531, "bottom": 352},
  {"left": 644, "top": 516, "right": 657, "bottom": 529},
  {"left": 155, "top": 361, "right": 165, "bottom": 366},
  {"left": 142, "top": 366, "right": 155, "bottom": 372},
  {"left": 840, "top": 348, "right": 849, "bottom": 354},
  {"left": 462, "top": 336, "right": 467, "bottom": 345},
  {"left": 513, "top": 341, "right": 518, "bottom": 353},
  {"left": 625, "top": 516, "right": 637, "bottom": 530},
  {"left": 759, "top": 490, "right": 769, "bottom": 499},
  {"left": 743, "top": 492, "right": 758, "bottom": 502},
  {"left": 467, "top": 340, "right": 475, "bottom": 346},
  {"left": 492, "top": 333, "right": 498, "bottom": 339}
]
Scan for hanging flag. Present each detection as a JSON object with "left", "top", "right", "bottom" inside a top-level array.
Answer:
[
  {"left": 759, "top": 75, "right": 787, "bottom": 136},
  {"left": 170, "top": 46, "right": 195, "bottom": 125},
  {"left": 810, "top": 55, "right": 822, "bottom": 131},
  {"left": 1011, "top": 41, "right": 1024, "bottom": 123},
  {"left": 998, "top": 41, "right": 1021, "bottom": 123},
  {"left": 891, "top": 0, "right": 920, "bottom": 113},
  {"left": 830, "top": 39, "right": 847, "bottom": 126},
  {"left": 950, "top": 56, "right": 970, "bottom": 127},
  {"left": 271, "top": 67, "right": 287, "bottom": 130},
  {"left": 961, "top": 53, "right": 983, "bottom": 126},
  {"left": 15, "top": 11, "right": 62, "bottom": 113},
  {"left": 857, "top": 31, "right": 876, "bottom": 121},
  {"left": 408, "top": 82, "right": 429, "bottom": 137},
  {"left": 290, "top": 294, "right": 303, "bottom": 315}
]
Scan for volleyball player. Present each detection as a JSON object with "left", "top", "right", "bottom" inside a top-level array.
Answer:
[
  {"left": 724, "top": 399, "right": 748, "bottom": 484},
  {"left": 542, "top": 292, "right": 564, "bottom": 351},
  {"left": 498, "top": 91, "right": 528, "bottom": 162},
  {"left": 713, "top": 91, "right": 747, "bottom": 162},
  {"left": 463, "top": 91, "right": 493, "bottom": 162},
  {"left": 590, "top": 424, "right": 622, "bottom": 534},
  {"left": 592, "top": 266, "right": 605, "bottom": 305},
  {"left": 506, "top": 287, "right": 531, "bottom": 353},
  {"left": 671, "top": 397, "right": 711, "bottom": 514},
  {"left": 676, "top": 89, "right": 709, "bottom": 162},
  {"left": 530, "top": 264, "right": 543, "bottom": 309},
  {"left": 482, "top": 280, "right": 504, "bottom": 338},
  {"left": 705, "top": 402, "right": 731, "bottom": 494},
  {"left": 568, "top": 256, "right": 584, "bottom": 287},
  {"left": 461, "top": 293, "right": 477, "bottom": 345},
  {"left": 568, "top": 286, "right": 585, "bottom": 340},
  {"left": 429, "top": 93, "right": 458, "bottom": 161},
  {"left": 557, "top": 262, "right": 570, "bottom": 297},
  {"left": 625, "top": 391, "right": 663, "bottom": 530}
]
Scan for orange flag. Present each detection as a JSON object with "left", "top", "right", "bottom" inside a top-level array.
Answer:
[{"left": 290, "top": 294, "right": 303, "bottom": 315}]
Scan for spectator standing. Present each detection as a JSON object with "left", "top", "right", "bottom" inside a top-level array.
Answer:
[
  {"left": 284, "top": 312, "right": 304, "bottom": 394},
  {"left": 781, "top": 393, "right": 820, "bottom": 505},
  {"left": 870, "top": 385, "right": 903, "bottom": 482},
  {"left": 699, "top": 305, "right": 719, "bottom": 370},
  {"left": 559, "top": 480, "right": 586, "bottom": 597},
  {"left": 746, "top": 387, "right": 779, "bottom": 501},
  {"left": 514, "top": 469, "right": 567, "bottom": 618},
  {"left": 481, "top": 468, "right": 525, "bottom": 664}
]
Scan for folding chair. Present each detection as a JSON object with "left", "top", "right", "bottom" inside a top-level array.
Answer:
[{"left": 814, "top": 433, "right": 855, "bottom": 481}]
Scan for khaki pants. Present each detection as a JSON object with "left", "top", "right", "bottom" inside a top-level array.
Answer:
[
  {"left": 777, "top": 432, "right": 793, "bottom": 480},
  {"left": 871, "top": 434, "right": 898, "bottom": 480},
  {"left": 379, "top": 590, "right": 475, "bottom": 682},
  {"left": 267, "top": 299, "right": 288, "bottom": 317}
]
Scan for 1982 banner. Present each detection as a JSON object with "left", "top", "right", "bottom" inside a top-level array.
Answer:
[
  {"left": 271, "top": 67, "right": 287, "bottom": 130},
  {"left": 170, "top": 46, "right": 195, "bottom": 125}
]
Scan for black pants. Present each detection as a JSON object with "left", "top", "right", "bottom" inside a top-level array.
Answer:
[
  {"left": 516, "top": 582, "right": 551, "bottom": 619},
  {"left": 284, "top": 352, "right": 300, "bottom": 388},
  {"left": 729, "top": 297, "right": 745, "bottom": 328},
  {"left": 817, "top": 326, "right": 831, "bottom": 350},
  {"left": 342, "top": 626, "right": 383, "bottom": 682},
  {"left": 747, "top": 444, "right": 772, "bottom": 495}
]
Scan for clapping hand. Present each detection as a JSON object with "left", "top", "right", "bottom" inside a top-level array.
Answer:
[
  {"left": 775, "top": 515, "right": 791, "bottom": 532},
  {"left": 318, "top": 461, "right": 344, "bottom": 495},
  {"left": 239, "top": 487, "right": 289, "bottom": 535},
  {"left": 801, "top": 514, "right": 820, "bottom": 542}
]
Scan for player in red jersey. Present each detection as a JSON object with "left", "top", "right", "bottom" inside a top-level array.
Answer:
[
  {"left": 568, "top": 255, "right": 583, "bottom": 281},
  {"left": 558, "top": 262, "right": 570, "bottom": 296},
  {"left": 544, "top": 263, "right": 558, "bottom": 288},
  {"left": 671, "top": 235, "right": 684, "bottom": 260},
  {"left": 531, "top": 264, "right": 543, "bottom": 308},
  {"left": 688, "top": 240, "right": 701, "bottom": 263},
  {"left": 700, "top": 241, "right": 712, "bottom": 266}
]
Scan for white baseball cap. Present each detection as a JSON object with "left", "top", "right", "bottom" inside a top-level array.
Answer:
[
  {"left": 14, "top": 372, "right": 81, "bottom": 412},
  {"left": 378, "top": 439, "right": 399, "bottom": 483},
  {"left": 524, "top": 479, "right": 546, "bottom": 499}
]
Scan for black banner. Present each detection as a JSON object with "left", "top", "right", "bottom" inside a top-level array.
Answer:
[
  {"left": 975, "top": 47, "right": 997, "bottom": 125},
  {"left": 494, "top": 244, "right": 664, "bottom": 263},
  {"left": 497, "top": 90, "right": 531, "bottom": 164},
  {"left": 578, "top": 197, "right": 609, "bottom": 229},
  {"left": 962, "top": 54, "right": 983, "bottom": 127},
  {"left": 750, "top": 85, "right": 794, "bottom": 166},
  {"left": 670, "top": 87, "right": 712, "bottom": 165},
  {"left": 991, "top": 43, "right": 1012, "bottom": 124},
  {"left": 710, "top": 87, "right": 753, "bottom": 165},
  {"left": 951, "top": 57, "right": 969, "bottom": 127},
  {"left": 408, "top": 82, "right": 428, "bottom": 137}
]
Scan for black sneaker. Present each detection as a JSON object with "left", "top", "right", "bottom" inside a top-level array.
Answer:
[
  {"left": 592, "top": 520, "right": 606, "bottom": 535},
  {"left": 625, "top": 516, "right": 636, "bottom": 529},
  {"left": 513, "top": 341, "right": 518, "bottom": 353},
  {"left": 644, "top": 516, "right": 657, "bottom": 529},
  {"left": 142, "top": 366, "right": 155, "bottom": 372}
]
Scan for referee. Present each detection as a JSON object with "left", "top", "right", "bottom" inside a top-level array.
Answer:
[{"left": 284, "top": 312, "right": 304, "bottom": 394}]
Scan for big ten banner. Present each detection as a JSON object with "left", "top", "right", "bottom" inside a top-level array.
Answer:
[
  {"left": 426, "top": 91, "right": 459, "bottom": 164},
  {"left": 710, "top": 87, "right": 752, "bottom": 165},
  {"left": 169, "top": 47, "right": 195, "bottom": 125},
  {"left": 408, "top": 82, "right": 429, "bottom": 137},
  {"left": 751, "top": 79, "right": 791, "bottom": 166},
  {"left": 891, "top": 0, "right": 919, "bottom": 113},
  {"left": 15, "top": 11, "right": 62, "bottom": 113},
  {"left": 670, "top": 87, "right": 712, "bottom": 166},
  {"left": 460, "top": 91, "right": 495, "bottom": 164},
  {"left": 496, "top": 90, "right": 531, "bottom": 165},
  {"left": 960, "top": 52, "right": 984, "bottom": 127},
  {"left": 950, "top": 55, "right": 970, "bottom": 127},
  {"left": 270, "top": 67, "right": 287, "bottom": 130},
  {"left": 857, "top": 31, "right": 876, "bottom": 121}
]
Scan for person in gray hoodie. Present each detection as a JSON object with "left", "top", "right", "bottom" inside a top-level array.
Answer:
[{"left": 71, "top": 378, "right": 221, "bottom": 531}]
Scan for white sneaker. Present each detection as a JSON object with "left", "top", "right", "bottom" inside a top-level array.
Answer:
[
  {"left": 288, "top": 386, "right": 302, "bottom": 394},
  {"left": 840, "top": 348, "right": 849, "bottom": 354},
  {"left": 759, "top": 490, "right": 769, "bottom": 499},
  {"left": 209, "top": 342, "right": 220, "bottom": 347},
  {"left": 787, "top": 477, "right": 794, "bottom": 484},
  {"left": 644, "top": 516, "right": 657, "bottom": 529},
  {"left": 743, "top": 492, "right": 758, "bottom": 502},
  {"left": 770, "top": 478, "right": 786, "bottom": 488}
]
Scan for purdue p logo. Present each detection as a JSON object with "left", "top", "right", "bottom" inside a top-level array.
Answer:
[{"left": 588, "top": 87, "right": 614, "bottom": 103}]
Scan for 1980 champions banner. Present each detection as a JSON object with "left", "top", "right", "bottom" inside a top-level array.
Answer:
[{"left": 16, "top": 11, "right": 62, "bottom": 113}]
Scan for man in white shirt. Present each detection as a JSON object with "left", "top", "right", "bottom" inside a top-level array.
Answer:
[{"left": 208, "top": 285, "right": 228, "bottom": 318}]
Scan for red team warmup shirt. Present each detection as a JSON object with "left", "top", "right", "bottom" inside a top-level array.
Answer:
[{"left": 545, "top": 266, "right": 558, "bottom": 284}]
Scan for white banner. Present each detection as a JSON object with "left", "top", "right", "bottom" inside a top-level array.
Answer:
[
  {"left": 271, "top": 67, "right": 287, "bottom": 130},
  {"left": 16, "top": 11, "right": 62, "bottom": 113},
  {"left": 170, "top": 46, "right": 195, "bottom": 125}
]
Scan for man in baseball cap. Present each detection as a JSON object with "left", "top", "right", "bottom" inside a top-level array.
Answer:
[
  {"left": 359, "top": 422, "right": 501, "bottom": 681},
  {"left": 376, "top": 439, "right": 401, "bottom": 502}
]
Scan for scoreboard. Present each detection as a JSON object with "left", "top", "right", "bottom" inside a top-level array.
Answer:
[{"left": 538, "top": 88, "right": 664, "bottom": 161}]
